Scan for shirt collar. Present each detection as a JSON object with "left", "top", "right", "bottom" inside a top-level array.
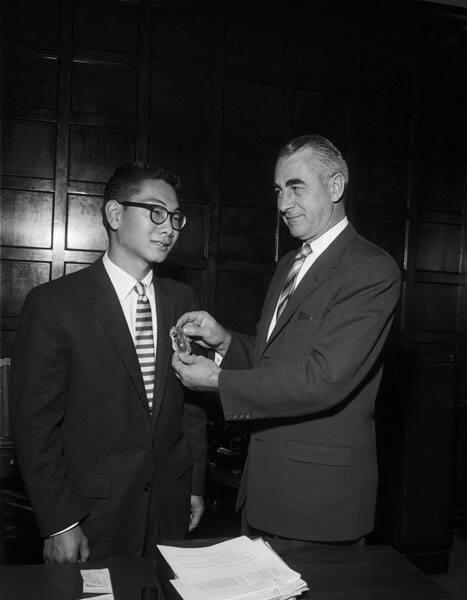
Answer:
[
  {"left": 307, "top": 217, "right": 348, "bottom": 257},
  {"left": 102, "top": 252, "right": 154, "bottom": 302}
]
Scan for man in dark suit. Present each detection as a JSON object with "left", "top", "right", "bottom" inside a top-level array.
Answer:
[
  {"left": 172, "top": 135, "right": 401, "bottom": 549},
  {"left": 11, "top": 163, "right": 206, "bottom": 563}
]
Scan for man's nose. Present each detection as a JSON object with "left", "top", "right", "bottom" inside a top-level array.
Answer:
[
  {"left": 157, "top": 219, "right": 175, "bottom": 236},
  {"left": 277, "top": 189, "right": 294, "bottom": 213}
]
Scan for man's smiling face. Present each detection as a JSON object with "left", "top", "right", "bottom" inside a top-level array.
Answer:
[
  {"left": 112, "top": 178, "right": 180, "bottom": 272},
  {"left": 274, "top": 147, "right": 344, "bottom": 242}
]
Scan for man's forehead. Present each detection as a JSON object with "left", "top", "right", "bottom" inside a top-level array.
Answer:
[
  {"left": 276, "top": 149, "right": 315, "bottom": 173},
  {"left": 275, "top": 148, "right": 322, "bottom": 179},
  {"left": 131, "top": 178, "right": 179, "bottom": 206}
]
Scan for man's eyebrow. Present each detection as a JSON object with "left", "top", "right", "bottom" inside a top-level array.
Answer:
[
  {"left": 139, "top": 197, "right": 180, "bottom": 210},
  {"left": 273, "top": 178, "right": 306, "bottom": 190},
  {"left": 285, "top": 178, "right": 306, "bottom": 187},
  {"left": 139, "top": 196, "right": 166, "bottom": 205}
]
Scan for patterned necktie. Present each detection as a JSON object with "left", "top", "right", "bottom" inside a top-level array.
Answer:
[
  {"left": 134, "top": 282, "right": 155, "bottom": 412},
  {"left": 276, "top": 243, "right": 312, "bottom": 320}
]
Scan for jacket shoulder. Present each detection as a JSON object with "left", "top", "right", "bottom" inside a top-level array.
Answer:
[
  {"left": 350, "top": 231, "right": 400, "bottom": 270},
  {"left": 157, "top": 275, "right": 193, "bottom": 296},
  {"left": 24, "top": 262, "right": 98, "bottom": 305}
]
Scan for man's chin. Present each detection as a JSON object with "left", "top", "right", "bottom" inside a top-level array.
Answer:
[
  {"left": 286, "top": 223, "right": 307, "bottom": 239},
  {"left": 149, "top": 248, "right": 173, "bottom": 263}
]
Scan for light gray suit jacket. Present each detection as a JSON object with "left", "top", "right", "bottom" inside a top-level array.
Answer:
[{"left": 219, "top": 224, "right": 401, "bottom": 541}]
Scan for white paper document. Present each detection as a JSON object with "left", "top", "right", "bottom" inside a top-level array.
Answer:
[
  {"left": 80, "top": 567, "right": 113, "bottom": 595},
  {"left": 157, "top": 536, "right": 308, "bottom": 600}
]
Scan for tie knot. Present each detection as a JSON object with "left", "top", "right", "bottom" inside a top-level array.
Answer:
[
  {"left": 298, "top": 243, "right": 312, "bottom": 260},
  {"left": 134, "top": 282, "right": 147, "bottom": 300}
]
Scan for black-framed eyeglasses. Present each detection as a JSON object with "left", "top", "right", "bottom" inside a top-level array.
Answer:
[{"left": 117, "top": 201, "right": 187, "bottom": 230}]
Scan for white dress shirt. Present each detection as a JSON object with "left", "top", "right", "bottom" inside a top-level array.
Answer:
[
  {"left": 267, "top": 217, "right": 348, "bottom": 340},
  {"left": 102, "top": 252, "right": 158, "bottom": 348}
]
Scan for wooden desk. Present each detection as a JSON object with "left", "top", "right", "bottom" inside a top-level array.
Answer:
[{"left": 0, "top": 544, "right": 454, "bottom": 600}]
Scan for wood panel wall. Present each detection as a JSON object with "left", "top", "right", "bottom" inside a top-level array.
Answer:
[{"left": 1, "top": 0, "right": 467, "bottom": 549}]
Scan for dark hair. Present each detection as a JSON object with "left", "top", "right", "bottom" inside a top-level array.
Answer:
[
  {"left": 102, "top": 162, "right": 180, "bottom": 231},
  {"left": 278, "top": 134, "right": 349, "bottom": 184}
]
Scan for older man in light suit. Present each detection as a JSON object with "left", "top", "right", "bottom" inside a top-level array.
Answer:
[{"left": 172, "top": 135, "right": 401, "bottom": 550}]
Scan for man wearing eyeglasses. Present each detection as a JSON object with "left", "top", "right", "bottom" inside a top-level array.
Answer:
[{"left": 11, "top": 163, "right": 207, "bottom": 562}]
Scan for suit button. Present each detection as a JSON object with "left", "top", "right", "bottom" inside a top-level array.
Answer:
[{"left": 144, "top": 483, "right": 151, "bottom": 492}]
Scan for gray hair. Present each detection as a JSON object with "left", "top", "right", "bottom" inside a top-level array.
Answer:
[{"left": 278, "top": 134, "right": 349, "bottom": 183}]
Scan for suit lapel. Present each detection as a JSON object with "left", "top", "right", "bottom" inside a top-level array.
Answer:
[
  {"left": 151, "top": 276, "right": 174, "bottom": 425},
  {"left": 262, "top": 225, "right": 357, "bottom": 350},
  {"left": 88, "top": 259, "right": 149, "bottom": 412},
  {"left": 255, "top": 252, "right": 296, "bottom": 357}
]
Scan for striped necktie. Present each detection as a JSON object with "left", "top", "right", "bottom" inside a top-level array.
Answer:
[
  {"left": 276, "top": 243, "right": 312, "bottom": 320},
  {"left": 134, "top": 282, "right": 155, "bottom": 411}
]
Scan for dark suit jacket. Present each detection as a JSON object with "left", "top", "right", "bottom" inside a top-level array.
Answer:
[
  {"left": 219, "top": 224, "right": 401, "bottom": 541},
  {"left": 11, "top": 258, "right": 206, "bottom": 559}
]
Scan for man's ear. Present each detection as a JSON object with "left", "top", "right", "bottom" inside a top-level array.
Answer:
[
  {"left": 330, "top": 173, "right": 345, "bottom": 203},
  {"left": 105, "top": 200, "right": 122, "bottom": 231}
]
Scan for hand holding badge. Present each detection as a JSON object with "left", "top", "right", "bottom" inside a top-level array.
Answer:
[{"left": 170, "top": 325, "right": 191, "bottom": 354}]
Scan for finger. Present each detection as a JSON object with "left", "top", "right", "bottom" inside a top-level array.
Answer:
[
  {"left": 171, "top": 354, "right": 185, "bottom": 374},
  {"left": 176, "top": 311, "right": 205, "bottom": 328},
  {"left": 80, "top": 538, "right": 90, "bottom": 562},
  {"left": 43, "top": 550, "right": 52, "bottom": 564},
  {"left": 176, "top": 352, "right": 198, "bottom": 365},
  {"left": 191, "top": 503, "right": 205, "bottom": 530},
  {"left": 188, "top": 512, "right": 200, "bottom": 531},
  {"left": 181, "top": 322, "right": 203, "bottom": 335},
  {"left": 172, "top": 352, "right": 188, "bottom": 369}
]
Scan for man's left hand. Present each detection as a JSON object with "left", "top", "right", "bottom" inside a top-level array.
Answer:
[
  {"left": 188, "top": 495, "right": 205, "bottom": 532},
  {"left": 172, "top": 353, "right": 220, "bottom": 392}
]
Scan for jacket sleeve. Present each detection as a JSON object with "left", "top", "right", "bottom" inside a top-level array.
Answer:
[
  {"left": 220, "top": 330, "right": 257, "bottom": 370},
  {"left": 11, "top": 286, "right": 89, "bottom": 537},
  {"left": 183, "top": 399, "right": 207, "bottom": 495},
  {"left": 219, "top": 254, "right": 401, "bottom": 420},
  {"left": 180, "top": 286, "right": 208, "bottom": 496}
]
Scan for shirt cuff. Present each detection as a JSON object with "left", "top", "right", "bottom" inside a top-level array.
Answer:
[{"left": 49, "top": 522, "right": 79, "bottom": 537}]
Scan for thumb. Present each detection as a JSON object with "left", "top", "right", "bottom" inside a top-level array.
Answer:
[
  {"left": 79, "top": 536, "right": 90, "bottom": 563},
  {"left": 176, "top": 352, "right": 198, "bottom": 365},
  {"left": 182, "top": 323, "right": 202, "bottom": 336}
]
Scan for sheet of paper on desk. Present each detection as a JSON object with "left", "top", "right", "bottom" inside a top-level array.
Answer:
[
  {"left": 171, "top": 572, "right": 305, "bottom": 600},
  {"left": 157, "top": 536, "right": 308, "bottom": 600},
  {"left": 80, "top": 567, "right": 113, "bottom": 595}
]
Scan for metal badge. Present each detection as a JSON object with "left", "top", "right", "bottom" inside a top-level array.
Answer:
[{"left": 169, "top": 325, "right": 191, "bottom": 354}]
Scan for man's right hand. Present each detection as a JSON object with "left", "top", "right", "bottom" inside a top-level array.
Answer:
[
  {"left": 43, "top": 525, "right": 90, "bottom": 564},
  {"left": 176, "top": 311, "right": 231, "bottom": 357}
]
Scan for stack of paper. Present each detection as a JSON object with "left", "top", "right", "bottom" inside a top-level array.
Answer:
[
  {"left": 80, "top": 568, "right": 114, "bottom": 599},
  {"left": 157, "top": 536, "right": 309, "bottom": 600}
]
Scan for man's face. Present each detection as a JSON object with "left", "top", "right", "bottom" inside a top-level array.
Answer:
[
  {"left": 274, "top": 147, "right": 344, "bottom": 242},
  {"left": 112, "top": 178, "right": 180, "bottom": 270}
]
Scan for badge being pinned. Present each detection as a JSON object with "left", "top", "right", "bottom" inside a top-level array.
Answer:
[{"left": 170, "top": 326, "right": 191, "bottom": 354}]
